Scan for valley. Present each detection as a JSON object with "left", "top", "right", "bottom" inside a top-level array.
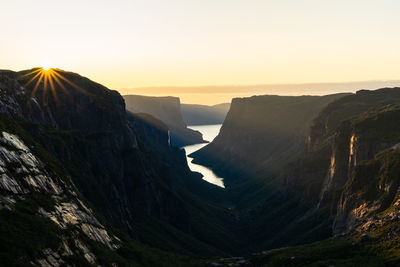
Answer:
[
  {"left": 1, "top": 68, "right": 400, "bottom": 266},
  {"left": 3, "top": 1, "right": 400, "bottom": 266}
]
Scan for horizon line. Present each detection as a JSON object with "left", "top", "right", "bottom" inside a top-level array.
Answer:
[{"left": 119, "top": 79, "right": 400, "bottom": 91}]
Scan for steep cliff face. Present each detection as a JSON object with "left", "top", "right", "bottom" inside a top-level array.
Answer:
[
  {"left": 0, "top": 121, "right": 116, "bottom": 266},
  {"left": 281, "top": 89, "right": 400, "bottom": 237},
  {"left": 284, "top": 89, "right": 400, "bottom": 206},
  {"left": 191, "top": 94, "right": 348, "bottom": 184},
  {"left": 250, "top": 105, "right": 400, "bottom": 266},
  {"left": 123, "top": 95, "right": 204, "bottom": 146},
  {"left": 0, "top": 68, "right": 239, "bottom": 259},
  {"left": 330, "top": 106, "right": 400, "bottom": 235}
]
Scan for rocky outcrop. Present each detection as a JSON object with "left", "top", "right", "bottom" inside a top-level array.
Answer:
[
  {"left": 0, "top": 131, "right": 63, "bottom": 195},
  {"left": 0, "top": 128, "right": 119, "bottom": 266},
  {"left": 124, "top": 95, "right": 205, "bottom": 146}
]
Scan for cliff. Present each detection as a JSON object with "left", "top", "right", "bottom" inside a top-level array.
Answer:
[
  {"left": 181, "top": 103, "right": 230, "bottom": 125},
  {"left": 191, "top": 94, "right": 349, "bottom": 184},
  {"left": 191, "top": 88, "right": 400, "bottom": 260},
  {"left": 284, "top": 88, "right": 400, "bottom": 207},
  {"left": 332, "top": 106, "right": 400, "bottom": 235},
  {"left": 251, "top": 101, "right": 400, "bottom": 266},
  {"left": 123, "top": 95, "right": 204, "bottom": 146},
  {"left": 0, "top": 68, "right": 240, "bottom": 264}
]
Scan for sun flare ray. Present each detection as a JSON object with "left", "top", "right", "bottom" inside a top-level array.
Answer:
[
  {"left": 42, "top": 71, "right": 49, "bottom": 103},
  {"left": 19, "top": 67, "right": 86, "bottom": 104},
  {"left": 29, "top": 72, "right": 45, "bottom": 100},
  {"left": 52, "top": 71, "right": 84, "bottom": 93},
  {"left": 23, "top": 70, "right": 43, "bottom": 88},
  {"left": 47, "top": 72, "right": 59, "bottom": 105},
  {"left": 19, "top": 68, "right": 41, "bottom": 80}
]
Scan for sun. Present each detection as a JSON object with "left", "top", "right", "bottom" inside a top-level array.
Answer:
[{"left": 41, "top": 64, "right": 51, "bottom": 71}]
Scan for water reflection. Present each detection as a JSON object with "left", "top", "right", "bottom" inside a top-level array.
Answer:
[{"left": 183, "top": 124, "right": 224, "bottom": 188}]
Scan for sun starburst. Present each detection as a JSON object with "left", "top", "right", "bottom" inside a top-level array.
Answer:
[
  {"left": 18, "top": 67, "right": 82, "bottom": 105},
  {"left": 42, "top": 65, "right": 51, "bottom": 71}
]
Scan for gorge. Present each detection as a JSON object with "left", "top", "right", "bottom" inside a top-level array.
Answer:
[{"left": 1, "top": 67, "right": 400, "bottom": 266}]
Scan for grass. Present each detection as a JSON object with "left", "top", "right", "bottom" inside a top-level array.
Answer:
[{"left": 252, "top": 237, "right": 388, "bottom": 267}]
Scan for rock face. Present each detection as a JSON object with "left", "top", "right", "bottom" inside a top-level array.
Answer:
[
  {"left": 181, "top": 103, "right": 230, "bottom": 126},
  {"left": 280, "top": 89, "right": 400, "bottom": 250},
  {"left": 329, "top": 106, "right": 400, "bottom": 235},
  {"left": 285, "top": 89, "right": 400, "bottom": 213},
  {"left": 124, "top": 95, "right": 205, "bottom": 146},
  {"left": 0, "top": 124, "right": 119, "bottom": 266},
  {"left": 288, "top": 88, "right": 400, "bottom": 203}
]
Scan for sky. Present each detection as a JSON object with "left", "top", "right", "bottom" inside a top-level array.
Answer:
[{"left": 2, "top": 0, "right": 400, "bottom": 104}]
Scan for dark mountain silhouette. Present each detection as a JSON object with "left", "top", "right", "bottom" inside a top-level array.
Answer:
[{"left": 181, "top": 103, "right": 230, "bottom": 125}]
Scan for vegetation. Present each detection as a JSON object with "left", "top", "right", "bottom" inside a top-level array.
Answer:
[{"left": 252, "top": 237, "right": 387, "bottom": 267}]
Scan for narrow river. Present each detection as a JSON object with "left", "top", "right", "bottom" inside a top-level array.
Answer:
[{"left": 183, "top": 124, "right": 225, "bottom": 188}]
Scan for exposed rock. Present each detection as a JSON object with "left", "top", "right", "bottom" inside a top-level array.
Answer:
[
  {"left": 0, "top": 131, "right": 63, "bottom": 195},
  {"left": 332, "top": 106, "right": 400, "bottom": 235},
  {"left": 0, "top": 129, "right": 119, "bottom": 262},
  {"left": 39, "top": 200, "right": 118, "bottom": 249},
  {"left": 36, "top": 247, "right": 66, "bottom": 267},
  {"left": 75, "top": 239, "right": 98, "bottom": 265}
]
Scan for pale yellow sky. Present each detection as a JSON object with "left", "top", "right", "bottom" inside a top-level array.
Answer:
[
  {"left": 2, "top": 0, "right": 400, "bottom": 104},
  {"left": 121, "top": 80, "right": 400, "bottom": 105}
]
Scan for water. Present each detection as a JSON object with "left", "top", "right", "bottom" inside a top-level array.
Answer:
[{"left": 183, "top": 124, "right": 224, "bottom": 188}]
